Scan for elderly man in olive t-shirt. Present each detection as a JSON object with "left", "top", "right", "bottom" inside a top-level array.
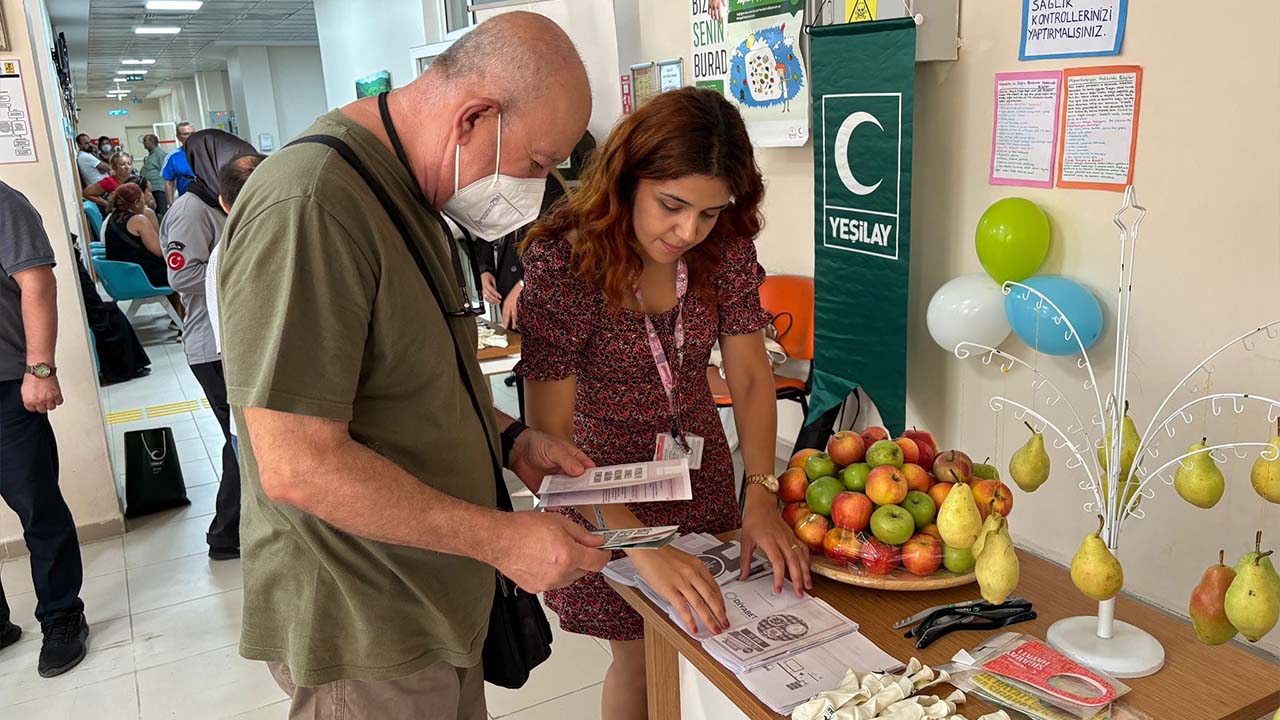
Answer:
[{"left": 218, "top": 14, "right": 608, "bottom": 718}]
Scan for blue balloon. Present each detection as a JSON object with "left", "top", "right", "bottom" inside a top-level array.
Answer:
[{"left": 1003, "top": 276, "right": 1104, "bottom": 356}]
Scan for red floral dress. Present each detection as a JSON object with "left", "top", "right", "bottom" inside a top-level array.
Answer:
[{"left": 516, "top": 235, "right": 772, "bottom": 641}]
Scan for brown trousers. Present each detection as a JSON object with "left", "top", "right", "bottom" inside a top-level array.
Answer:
[{"left": 268, "top": 661, "right": 487, "bottom": 720}]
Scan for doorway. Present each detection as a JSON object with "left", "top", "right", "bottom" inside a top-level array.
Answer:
[{"left": 123, "top": 125, "right": 152, "bottom": 159}]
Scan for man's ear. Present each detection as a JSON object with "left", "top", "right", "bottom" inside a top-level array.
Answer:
[
  {"left": 218, "top": 195, "right": 231, "bottom": 214},
  {"left": 452, "top": 97, "right": 501, "bottom": 147}
]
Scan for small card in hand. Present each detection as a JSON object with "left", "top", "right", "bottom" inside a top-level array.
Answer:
[{"left": 593, "top": 525, "right": 680, "bottom": 550}]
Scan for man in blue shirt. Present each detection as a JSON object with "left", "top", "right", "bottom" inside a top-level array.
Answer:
[{"left": 161, "top": 121, "right": 196, "bottom": 204}]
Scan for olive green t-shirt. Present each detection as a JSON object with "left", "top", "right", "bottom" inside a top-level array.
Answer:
[{"left": 218, "top": 110, "right": 499, "bottom": 686}]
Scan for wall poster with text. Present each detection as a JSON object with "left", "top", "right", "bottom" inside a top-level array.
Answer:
[{"left": 724, "top": 0, "right": 809, "bottom": 147}]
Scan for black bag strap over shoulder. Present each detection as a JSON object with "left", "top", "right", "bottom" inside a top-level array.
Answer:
[
  {"left": 286, "top": 133, "right": 508, "bottom": 509},
  {"left": 286, "top": 132, "right": 550, "bottom": 689}
]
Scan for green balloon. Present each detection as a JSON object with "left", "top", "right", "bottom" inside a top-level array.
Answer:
[{"left": 975, "top": 198, "right": 1050, "bottom": 285}]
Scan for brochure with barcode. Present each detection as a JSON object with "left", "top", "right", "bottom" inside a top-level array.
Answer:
[
  {"left": 537, "top": 460, "right": 692, "bottom": 508},
  {"left": 539, "top": 459, "right": 688, "bottom": 494}
]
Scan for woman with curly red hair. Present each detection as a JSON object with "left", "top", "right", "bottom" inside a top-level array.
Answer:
[{"left": 517, "top": 87, "right": 810, "bottom": 719}]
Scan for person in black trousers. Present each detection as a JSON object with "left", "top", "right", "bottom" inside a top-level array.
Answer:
[{"left": 0, "top": 182, "right": 89, "bottom": 678}]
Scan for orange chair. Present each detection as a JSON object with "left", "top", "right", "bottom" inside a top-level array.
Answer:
[{"left": 708, "top": 275, "right": 814, "bottom": 417}]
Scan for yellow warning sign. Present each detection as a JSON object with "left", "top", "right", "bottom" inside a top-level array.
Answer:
[{"left": 847, "top": 0, "right": 876, "bottom": 23}]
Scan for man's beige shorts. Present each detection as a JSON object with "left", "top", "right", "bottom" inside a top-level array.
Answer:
[{"left": 268, "top": 661, "right": 487, "bottom": 720}]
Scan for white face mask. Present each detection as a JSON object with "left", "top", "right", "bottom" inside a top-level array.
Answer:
[{"left": 442, "top": 114, "right": 546, "bottom": 241}]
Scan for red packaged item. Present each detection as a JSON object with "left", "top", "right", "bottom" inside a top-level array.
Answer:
[{"left": 982, "top": 638, "right": 1117, "bottom": 707}]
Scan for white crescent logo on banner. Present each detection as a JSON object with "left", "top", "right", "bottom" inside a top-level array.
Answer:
[{"left": 834, "top": 111, "right": 883, "bottom": 196}]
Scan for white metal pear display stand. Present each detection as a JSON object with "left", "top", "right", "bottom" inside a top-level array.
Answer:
[{"left": 953, "top": 186, "right": 1280, "bottom": 678}]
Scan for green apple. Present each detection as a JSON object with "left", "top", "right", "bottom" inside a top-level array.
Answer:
[
  {"left": 866, "top": 440, "right": 905, "bottom": 468},
  {"left": 804, "top": 452, "right": 838, "bottom": 481},
  {"left": 869, "top": 505, "right": 914, "bottom": 545},
  {"left": 805, "top": 476, "right": 843, "bottom": 515},
  {"left": 973, "top": 462, "right": 1000, "bottom": 481},
  {"left": 901, "top": 491, "right": 937, "bottom": 530},
  {"left": 838, "top": 463, "right": 872, "bottom": 492},
  {"left": 942, "top": 544, "right": 976, "bottom": 573}
]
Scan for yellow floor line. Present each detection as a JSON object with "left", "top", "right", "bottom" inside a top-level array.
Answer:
[
  {"left": 145, "top": 400, "right": 202, "bottom": 418},
  {"left": 105, "top": 409, "right": 144, "bottom": 425}
]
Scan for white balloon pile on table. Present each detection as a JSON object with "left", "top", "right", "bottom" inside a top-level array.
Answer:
[{"left": 790, "top": 658, "right": 1011, "bottom": 720}]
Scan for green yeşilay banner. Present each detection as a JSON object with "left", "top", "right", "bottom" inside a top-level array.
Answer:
[{"left": 808, "top": 18, "right": 916, "bottom": 435}]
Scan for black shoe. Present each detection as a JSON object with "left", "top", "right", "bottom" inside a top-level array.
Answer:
[
  {"left": 0, "top": 621, "right": 21, "bottom": 650},
  {"left": 208, "top": 546, "right": 240, "bottom": 561},
  {"left": 38, "top": 613, "right": 88, "bottom": 678}
]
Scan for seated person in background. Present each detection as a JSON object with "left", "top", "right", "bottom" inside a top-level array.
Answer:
[
  {"left": 83, "top": 153, "right": 155, "bottom": 213},
  {"left": 103, "top": 183, "right": 183, "bottom": 318},
  {"left": 75, "top": 134, "right": 109, "bottom": 187},
  {"left": 517, "top": 87, "right": 809, "bottom": 720}
]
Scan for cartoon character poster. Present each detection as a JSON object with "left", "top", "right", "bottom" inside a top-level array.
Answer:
[{"left": 725, "top": 0, "right": 809, "bottom": 147}]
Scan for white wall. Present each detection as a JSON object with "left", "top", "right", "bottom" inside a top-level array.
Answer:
[
  {"left": 226, "top": 46, "right": 281, "bottom": 153},
  {"left": 194, "top": 70, "right": 232, "bottom": 118},
  {"left": 75, "top": 98, "right": 164, "bottom": 157},
  {"left": 267, "top": 46, "right": 328, "bottom": 144},
  {"left": 633, "top": 0, "right": 1280, "bottom": 659},
  {"left": 313, "top": 0, "right": 427, "bottom": 109},
  {"left": 0, "top": 0, "right": 123, "bottom": 553}
]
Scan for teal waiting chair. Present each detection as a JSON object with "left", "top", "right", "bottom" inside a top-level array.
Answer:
[{"left": 91, "top": 258, "right": 182, "bottom": 328}]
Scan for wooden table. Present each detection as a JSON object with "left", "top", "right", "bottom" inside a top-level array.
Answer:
[
  {"left": 609, "top": 540, "right": 1280, "bottom": 720},
  {"left": 477, "top": 325, "right": 521, "bottom": 377}
]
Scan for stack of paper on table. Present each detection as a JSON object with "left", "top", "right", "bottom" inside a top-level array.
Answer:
[
  {"left": 537, "top": 459, "right": 692, "bottom": 508},
  {"left": 603, "top": 535, "right": 901, "bottom": 714}
]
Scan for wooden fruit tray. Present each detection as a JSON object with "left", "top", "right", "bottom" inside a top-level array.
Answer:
[{"left": 809, "top": 555, "right": 977, "bottom": 591}]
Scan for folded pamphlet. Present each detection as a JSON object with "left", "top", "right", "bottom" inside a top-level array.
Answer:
[
  {"left": 592, "top": 525, "right": 680, "bottom": 550},
  {"left": 703, "top": 594, "right": 858, "bottom": 673},
  {"left": 738, "top": 632, "right": 904, "bottom": 715},
  {"left": 537, "top": 459, "right": 692, "bottom": 508}
]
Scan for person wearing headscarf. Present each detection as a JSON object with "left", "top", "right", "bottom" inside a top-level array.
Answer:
[{"left": 161, "top": 128, "right": 257, "bottom": 561}]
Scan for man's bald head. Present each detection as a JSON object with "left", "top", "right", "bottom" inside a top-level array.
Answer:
[{"left": 431, "top": 12, "right": 589, "bottom": 120}]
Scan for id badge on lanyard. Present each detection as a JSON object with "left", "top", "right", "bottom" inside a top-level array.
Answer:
[{"left": 639, "top": 258, "right": 703, "bottom": 470}]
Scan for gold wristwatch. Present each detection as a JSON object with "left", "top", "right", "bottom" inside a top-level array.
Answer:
[{"left": 744, "top": 473, "right": 779, "bottom": 493}]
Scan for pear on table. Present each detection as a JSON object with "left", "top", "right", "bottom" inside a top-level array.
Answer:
[
  {"left": 1009, "top": 421, "right": 1050, "bottom": 493},
  {"left": 1188, "top": 549, "right": 1237, "bottom": 646},
  {"left": 1070, "top": 515, "right": 1124, "bottom": 601},
  {"left": 1174, "top": 437, "right": 1225, "bottom": 509},
  {"left": 975, "top": 513, "right": 1019, "bottom": 605}
]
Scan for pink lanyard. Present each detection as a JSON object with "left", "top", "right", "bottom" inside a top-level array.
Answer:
[{"left": 636, "top": 258, "right": 690, "bottom": 450}]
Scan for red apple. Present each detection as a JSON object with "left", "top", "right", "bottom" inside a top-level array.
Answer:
[
  {"left": 927, "top": 481, "right": 954, "bottom": 509},
  {"left": 900, "top": 463, "right": 931, "bottom": 493},
  {"left": 860, "top": 426, "right": 890, "bottom": 448},
  {"left": 915, "top": 441, "right": 936, "bottom": 472},
  {"left": 902, "top": 427, "right": 938, "bottom": 455},
  {"left": 822, "top": 527, "right": 863, "bottom": 564},
  {"left": 901, "top": 533, "right": 943, "bottom": 577},
  {"left": 971, "top": 479, "right": 1015, "bottom": 518},
  {"left": 859, "top": 537, "right": 900, "bottom": 575},
  {"left": 865, "top": 465, "right": 908, "bottom": 506},
  {"left": 794, "top": 513, "right": 830, "bottom": 553},
  {"left": 921, "top": 522, "right": 942, "bottom": 540},
  {"left": 781, "top": 501, "right": 810, "bottom": 529},
  {"left": 933, "top": 450, "right": 974, "bottom": 485},
  {"left": 789, "top": 448, "right": 821, "bottom": 470},
  {"left": 830, "top": 491, "right": 873, "bottom": 532},
  {"left": 894, "top": 437, "right": 921, "bottom": 464},
  {"left": 778, "top": 468, "right": 810, "bottom": 504},
  {"left": 826, "top": 431, "right": 867, "bottom": 467}
]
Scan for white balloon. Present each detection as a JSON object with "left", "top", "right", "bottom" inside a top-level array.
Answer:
[{"left": 926, "top": 273, "right": 1012, "bottom": 353}]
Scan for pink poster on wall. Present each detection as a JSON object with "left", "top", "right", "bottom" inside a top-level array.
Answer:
[{"left": 989, "top": 70, "right": 1063, "bottom": 189}]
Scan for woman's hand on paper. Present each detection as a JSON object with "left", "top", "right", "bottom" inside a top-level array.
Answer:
[
  {"left": 741, "top": 485, "right": 812, "bottom": 597},
  {"left": 630, "top": 546, "right": 729, "bottom": 635}
]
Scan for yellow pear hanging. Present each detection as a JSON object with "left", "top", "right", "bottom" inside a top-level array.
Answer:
[{"left": 1071, "top": 516, "right": 1124, "bottom": 601}]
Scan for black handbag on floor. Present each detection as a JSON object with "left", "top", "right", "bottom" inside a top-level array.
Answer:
[
  {"left": 287, "top": 113, "right": 553, "bottom": 689},
  {"left": 123, "top": 428, "right": 191, "bottom": 518}
]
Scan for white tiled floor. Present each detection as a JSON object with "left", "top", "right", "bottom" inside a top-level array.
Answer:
[{"left": 0, "top": 306, "right": 611, "bottom": 719}]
